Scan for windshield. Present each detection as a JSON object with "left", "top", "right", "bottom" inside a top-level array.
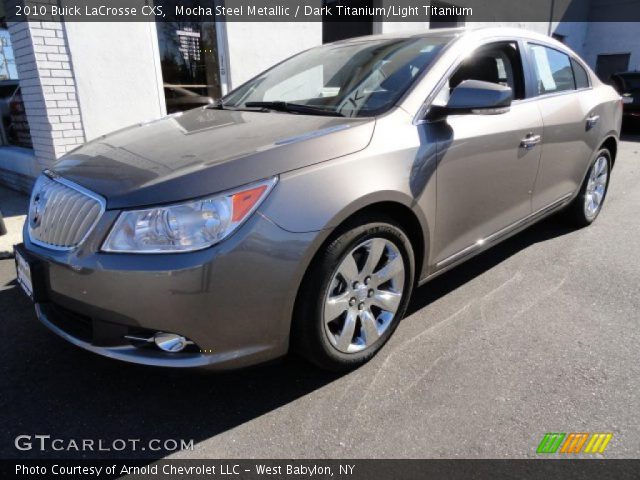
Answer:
[{"left": 223, "top": 37, "right": 449, "bottom": 117}]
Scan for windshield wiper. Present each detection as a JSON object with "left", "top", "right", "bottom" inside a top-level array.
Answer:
[{"left": 244, "top": 101, "right": 344, "bottom": 117}]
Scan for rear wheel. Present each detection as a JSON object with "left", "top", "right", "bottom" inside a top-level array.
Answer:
[
  {"left": 565, "top": 149, "right": 611, "bottom": 227},
  {"left": 293, "top": 216, "right": 415, "bottom": 371}
]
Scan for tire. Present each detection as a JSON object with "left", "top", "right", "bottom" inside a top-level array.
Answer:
[
  {"left": 292, "top": 215, "right": 415, "bottom": 371},
  {"left": 565, "top": 148, "right": 611, "bottom": 227}
]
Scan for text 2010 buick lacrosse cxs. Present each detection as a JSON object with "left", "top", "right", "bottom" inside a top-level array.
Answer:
[{"left": 15, "top": 28, "right": 621, "bottom": 371}]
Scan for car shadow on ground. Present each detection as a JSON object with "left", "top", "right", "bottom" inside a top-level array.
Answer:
[
  {"left": 407, "top": 213, "right": 577, "bottom": 315},
  {"left": 0, "top": 211, "right": 580, "bottom": 460}
]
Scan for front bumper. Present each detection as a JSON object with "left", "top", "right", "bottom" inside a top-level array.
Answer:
[{"left": 21, "top": 212, "right": 318, "bottom": 369}]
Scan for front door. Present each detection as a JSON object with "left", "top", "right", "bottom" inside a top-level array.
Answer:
[{"left": 431, "top": 42, "right": 543, "bottom": 267}]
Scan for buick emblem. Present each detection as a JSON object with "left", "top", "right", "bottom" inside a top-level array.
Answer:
[{"left": 30, "top": 190, "right": 46, "bottom": 228}]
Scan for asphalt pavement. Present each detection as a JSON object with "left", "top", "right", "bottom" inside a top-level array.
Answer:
[{"left": 1, "top": 134, "right": 639, "bottom": 460}]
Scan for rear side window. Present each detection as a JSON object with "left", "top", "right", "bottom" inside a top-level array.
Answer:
[
  {"left": 528, "top": 44, "right": 575, "bottom": 95},
  {"left": 571, "top": 59, "right": 590, "bottom": 89}
]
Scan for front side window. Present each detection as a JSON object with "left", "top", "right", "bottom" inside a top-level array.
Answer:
[
  {"left": 433, "top": 41, "right": 525, "bottom": 107},
  {"left": 223, "top": 37, "right": 449, "bottom": 117},
  {"left": 528, "top": 44, "right": 575, "bottom": 95}
]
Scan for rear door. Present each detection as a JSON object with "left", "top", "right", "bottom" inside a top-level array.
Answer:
[{"left": 526, "top": 43, "right": 603, "bottom": 211}]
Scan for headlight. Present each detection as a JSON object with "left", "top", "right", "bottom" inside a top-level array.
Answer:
[{"left": 102, "top": 177, "right": 277, "bottom": 253}]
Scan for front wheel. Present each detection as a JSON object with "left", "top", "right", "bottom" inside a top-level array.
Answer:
[
  {"left": 293, "top": 216, "right": 415, "bottom": 371},
  {"left": 565, "top": 149, "right": 611, "bottom": 227}
]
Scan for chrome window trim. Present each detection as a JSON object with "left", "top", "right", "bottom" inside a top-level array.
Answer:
[
  {"left": 27, "top": 170, "right": 107, "bottom": 252},
  {"left": 411, "top": 34, "right": 597, "bottom": 124},
  {"left": 514, "top": 86, "right": 593, "bottom": 105}
]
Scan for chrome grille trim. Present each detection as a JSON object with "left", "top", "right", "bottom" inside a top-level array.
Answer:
[{"left": 28, "top": 171, "right": 106, "bottom": 251}]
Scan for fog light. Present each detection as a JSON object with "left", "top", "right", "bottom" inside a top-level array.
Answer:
[{"left": 154, "top": 332, "right": 188, "bottom": 352}]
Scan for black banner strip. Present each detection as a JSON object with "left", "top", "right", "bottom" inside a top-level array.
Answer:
[
  {"left": 3, "top": 459, "right": 640, "bottom": 480},
  {"left": 3, "top": 0, "right": 640, "bottom": 23}
]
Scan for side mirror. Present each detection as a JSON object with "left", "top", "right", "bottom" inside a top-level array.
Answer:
[{"left": 427, "top": 79, "right": 513, "bottom": 121}]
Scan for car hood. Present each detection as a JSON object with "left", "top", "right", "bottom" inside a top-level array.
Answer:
[{"left": 52, "top": 108, "right": 375, "bottom": 209}]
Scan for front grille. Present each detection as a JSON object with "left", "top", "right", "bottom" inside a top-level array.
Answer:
[{"left": 28, "top": 172, "right": 105, "bottom": 249}]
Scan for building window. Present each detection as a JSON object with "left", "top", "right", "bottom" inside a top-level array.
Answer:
[
  {"left": 430, "top": 1, "right": 466, "bottom": 29},
  {"left": 0, "top": 29, "right": 18, "bottom": 80},
  {"left": 156, "top": 1, "right": 223, "bottom": 113},
  {"left": 322, "top": 0, "right": 374, "bottom": 43},
  {"left": 0, "top": 26, "right": 31, "bottom": 148},
  {"left": 595, "top": 53, "right": 630, "bottom": 83}
]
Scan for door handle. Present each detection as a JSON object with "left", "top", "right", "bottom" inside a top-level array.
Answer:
[
  {"left": 586, "top": 114, "right": 600, "bottom": 130},
  {"left": 520, "top": 133, "right": 541, "bottom": 149}
]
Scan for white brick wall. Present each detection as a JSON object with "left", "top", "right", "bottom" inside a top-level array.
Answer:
[{"left": 8, "top": 14, "right": 85, "bottom": 172}]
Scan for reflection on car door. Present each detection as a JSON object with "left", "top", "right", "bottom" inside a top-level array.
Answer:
[
  {"left": 431, "top": 42, "right": 543, "bottom": 267},
  {"left": 527, "top": 44, "right": 599, "bottom": 211}
]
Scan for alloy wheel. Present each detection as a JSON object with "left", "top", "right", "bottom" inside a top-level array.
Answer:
[
  {"left": 323, "top": 237, "right": 405, "bottom": 354},
  {"left": 584, "top": 155, "right": 609, "bottom": 220}
]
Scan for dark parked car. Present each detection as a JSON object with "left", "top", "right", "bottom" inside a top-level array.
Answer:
[
  {"left": 610, "top": 72, "right": 640, "bottom": 127},
  {"left": 15, "top": 28, "right": 621, "bottom": 371}
]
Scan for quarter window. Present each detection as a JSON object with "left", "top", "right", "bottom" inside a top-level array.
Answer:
[
  {"left": 528, "top": 44, "right": 575, "bottom": 95},
  {"left": 571, "top": 58, "right": 590, "bottom": 89}
]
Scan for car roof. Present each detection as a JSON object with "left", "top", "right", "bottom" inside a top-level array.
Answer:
[{"left": 332, "top": 26, "right": 568, "bottom": 51}]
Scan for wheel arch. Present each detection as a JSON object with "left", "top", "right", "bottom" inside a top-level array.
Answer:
[
  {"left": 600, "top": 135, "right": 618, "bottom": 168},
  {"left": 339, "top": 201, "right": 427, "bottom": 279},
  {"left": 312, "top": 198, "right": 428, "bottom": 284},
  {"left": 289, "top": 199, "right": 429, "bottom": 353}
]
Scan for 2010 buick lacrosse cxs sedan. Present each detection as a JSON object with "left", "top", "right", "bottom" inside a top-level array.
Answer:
[{"left": 15, "top": 28, "right": 621, "bottom": 371}]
